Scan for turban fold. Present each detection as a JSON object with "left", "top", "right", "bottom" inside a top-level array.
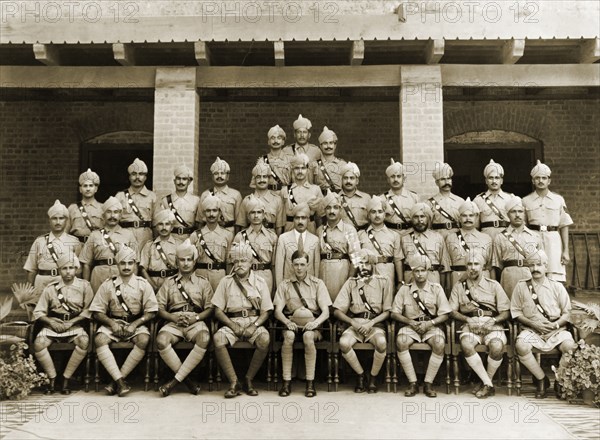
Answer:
[
  {"left": 432, "top": 163, "right": 453, "bottom": 180},
  {"left": 153, "top": 209, "right": 176, "bottom": 225},
  {"left": 406, "top": 254, "right": 432, "bottom": 271},
  {"left": 246, "top": 196, "right": 266, "bottom": 214},
  {"left": 173, "top": 165, "right": 193, "bottom": 179},
  {"left": 322, "top": 192, "right": 341, "bottom": 209},
  {"left": 409, "top": 202, "right": 433, "bottom": 219},
  {"left": 229, "top": 242, "right": 254, "bottom": 261},
  {"left": 292, "top": 203, "right": 311, "bottom": 217},
  {"left": 176, "top": 239, "right": 198, "bottom": 260},
  {"left": 127, "top": 158, "right": 148, "bottom": 174},
  {"left": 366, "top": 195, "right": 386, "bottom": 212},
  {"left": 202, "top": 194, "right": 221, "bottom": 211},
  {"left": 56, "top": 253, "right": 80, "bottom": 269},
  {"left": 465, "top": 249, "right": 487, "bottom": 266},
  {"left": 341, "top": 162, "right": 360, "bottom": 178},
  {"left": 290, "top": 153, "right": 309, "bottom": 168},
  {"left": 102, "top": 196, "right": 122, "bottom": 213},
  {"left": 318, "top": 126, "right": 337, "bottom": 144},
  {"left": 505, "top": 196, "right": 523, "bottom": 213},
  {"left": 115, "top": 244, "right": 137, "bottom": 263},
  {"left": 530, "top": 160, "right": 551, "bottom": 178},
  {"left": 458, "top": 197, "right": 480, "bottom": 215},
  {"left": 48, "top": 200, "right": 68, "bottom": 218},
  {"left": 483, "top": 159, "right": 504, "bottom": 177},
  {"left": 525, "top": 249, "right": 549, "bottom": 265},
  {"left": 386, "top": 159, "right": 403, "bottom": 177},
  {"left": 210, "top": 157, "right": 230, "bottom": 174},
  {"left": 268, "top": 125, "right": 286, "bottom": 139},
  {"left": 79, "top": 168, "right": 100, "bottom": 185},
  {"left": 293, "top": 114, "right": 312, "bottom": 130}
]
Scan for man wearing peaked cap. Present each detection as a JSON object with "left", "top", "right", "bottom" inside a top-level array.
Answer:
[
  {"left": 400, "top": 202, "right": 451, "bottom": 286},
  {"left": 492, "top": 195, "right": 543, "bottom": 299},
  {"left": 68, "top": 169, "right": 103, "bottom": 243},
  {"left": 211, "top": 242, "right": 273, "bottom": 398},
  {"left": 381, "top": 159, "right": 419, "bottom": 237},
  {"left": 283, "top": 114, "right": 322, "bottom": 165},
  {"left": 283, "top": 153, "right": 323, "bottom": 234},
  {"left": 236, "top": 158, "right": 285, "bottom": 236},
  {"left": 232, "top": 196, "right": 277, "bottom": 293},
  {"left": 339, "top": 162, "right": 371, "bottom": 231},
  {"left": 24, "top": 200, "right": 82, "bottom": 302},
  {"left": 428, "top": 163, "right": 465, "bottom": 239},
  {"left": 155, "top": 239, "right": 214, "bottom": 397},
  {"left": 156, "top": 165, "right": 200, "bottom": 244},
  {"left": 358, "top": 195, "right": 404, "bottom": 292},
  {"left": 275, "top": 202, "right": 320, "bottom": 287},
  {"left": 310, "top": 126, "right": 347, "bottom": 195},
  {"left": 317, "top": 191, "right": 357, "bottom": 301},
  {"left": 449, "top": 249, "right": 510, "bottom": 399},
  {"left": 33, "top": 254, "right": 94, "bottom": 395},
  {"left": 445, "top": 197, "right": 493, "bottom": 288},
  {"left": 139, "top": 209, "right": 178, "bottom": 292},
  {"left": 261, "top": 125, "right": 292, "bottom": 191},
  {"left": 115, "top": 158, "right": 157, "bottom": 249},
  {"left": 391, "top": 253, "right": 452, "bottom": 398},
  {"left": 522, "top": 160, "right": 573, "bottom": 283},
  {"left": 90, "top": 244, "right": 158, "bottom": 397},
  {"left": 511, "top": 249, "right": 576, "bottom": 399},
  {"left": 474, "top": 160, "right": 513, "bottom": 240},
  {"left": 197, "top": 157, "right": 242, "bottom": 235},
  {"left": 80, "top": 196, "right": 137, "bottom": 293}
]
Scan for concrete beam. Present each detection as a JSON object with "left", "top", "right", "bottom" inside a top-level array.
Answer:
[
  {"left": 33, "top": 43, "right": 61, "bottom": 66},
  {"left": 274, "top": 40, "right": 285, "bottom": 67},
  {"left": 194, "top": 41, "right": 212, "bottom": 66},
  {"left": 500, "top": 39, "right": 525, "bottom": 64},
  {"left": 350, "top": 40, "right": 365, "bottom": 66},
  {"left": 113, "top": 43, "right": 136, "bottom": 66},
  {"left": 579, "top": 38, "right": 600, "bottom": 64},
  {"left": 425, "top": 39, "right": 445, "bottom": 64}
]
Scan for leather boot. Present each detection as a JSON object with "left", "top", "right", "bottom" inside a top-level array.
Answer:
[
  {"left": 367, "top": 375, "right": 378, "bottom": 394},
  {"left": 475, "top": 385, "right": 495, "bottom": 399},
  {"left": 305, "top": 380, "right": 316, "bottom": 398},
  {"left": 61, "top": 377, "right": 71, "bottom": 395},
  {"left": 116, "top": 378, "right": 131, "bottom": 397},
  {"left": 104, "top": 380, "right": 116, "bottom": 396},
  {"left": 424, "top": 382, "right": 437, "bottom": 398},
  {"left": 183, "top": 377, "right": 201, "bottom": 395},
  {"left": 354, "top": 373, "right": 366, "bottom": 393},
  {"left": 44, "top": 377, "right": 56, "bottom": 395},
  {"left": 224, "top": 381, "right": 242, "bottom": 399},
  {"left": 535, "top": 376, "right": 550, "bottom": 399},
  {"left": 279, "top": 380, "right": 291, "bottom": 397},
  {"left": 244, "top": 377, "right": 258, "bottom": 396},
  {"left": 404, "top": 382, "right": 418, "bottom": 397},
  {"left": 159, "top": 378, "right": 179, "bottom": 397}
]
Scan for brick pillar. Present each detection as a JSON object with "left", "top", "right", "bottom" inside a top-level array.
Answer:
[
  {"left": 399, "top": 66, "right": 444, "bottom": 198},
  {"left": 153, "top": 67, "right": 200, "bottom": 196}
]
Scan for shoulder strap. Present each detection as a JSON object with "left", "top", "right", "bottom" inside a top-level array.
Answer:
[
  {"left": 409, "top": 232, "right": 428, "bottom": 258},
  {"left": 366, "top": 229, "right": 384, "bottom": 256},
  {"left": 175, "top": 278, "right": 202, "bottom": 311},
  {"left": 195, "top": 229, "right": 221, "bottom": 263},
  {"left": 45, "top": 234, "right": 60, "bottom": 264},
  {"left": 291, "top": 281, "right": 317, "bottom": 316},
  {"left": 55, "top": 286, "right": 73, "bottom": 313},
  {"left": 124, "top": 190, "right": 146, "bottom": 221},
  {"left": 411, "top": 286, "right": 435, "bottom": 319},
  {"left": 240, "top": 230, "right": 264, "bottom": 263},
  {"left": 166, "top": 195, "right": 192, "bottom": 228},
  {"left": 316, "top": 159, "right": 337, "bottom": 191},
  {"left": 428, "top": 197, "right": 457, "bottom": 223},
  {"left": 525, "top": 279, "right": 550, "bottom": 320},
  {"left": 154, "top": 242, "right": 176, "bottom": 269},
  {"left": 456, "top": 231, "right": 470, "bottom": 253},
  {"left": 232, "top": 275, "right": 260, "bottom": 311},
  {"left": 112, "top": 278, "right": 132, "bottom": 316},
  {"left": 357, "top": 282, "right": 377, "bottom": 314},
  {"left": 100, "top": 229, "right": 118, "bottom": 255},
  {"left": 287, "top": 186, "right": 298, "bottom": 207},
  {"left": 500, "top": 230, "right": 528, "bottom": 258},
  {"left": 263, "top": 155, "right": 283, "bottom": 185},
  {"left": 482, "top": 193, "right": 507, "bottom": 221},
  {"left": 77, "top": 202, "right": 95, "bottom": 231},
  {"left": 461, "top": 281, "right": 496, "bottom": 313},
  {"left": 340, "top": 194, "right": 359, "bottom": 229},
  {"left": 385, "top": 193, "right": 409, "bottom": 225}
]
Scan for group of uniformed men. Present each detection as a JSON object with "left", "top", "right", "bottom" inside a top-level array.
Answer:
[{"left": 24, "top": 114, "right": 576, "bottom": 400}]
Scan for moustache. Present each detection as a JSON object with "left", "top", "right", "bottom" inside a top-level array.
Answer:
[{"left": 442, "top": 184, "right": 452, "bottom": 188}]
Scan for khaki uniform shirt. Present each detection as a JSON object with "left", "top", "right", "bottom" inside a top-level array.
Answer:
[
  {"left": 156, "top": 273, "right": 213, "bottom": 313},
  {"left": 236, "top": 192, "right": 285, "bottom": 230},
  {"left": 211, "top": 273, "right": 273, "bottom": 314},
  {"left": 197, "top": 186, "right": 242, "bottom": 231},
  {"left": 511, "top": 277, "right": 571, "bottom": 323},
  {"left": 274, "top": 275, "right": 332, "bottom": 316},
  {"left": 334, "top": 275, "right": 392, "bottom": 316},
  {"left": 68, "top": 200, "right": 103, "bottom": 239},
  {"left": 310, "top": 157, "right": 347, "bottom": 193},
  {"left": 34, "top": 278, "right": 94, "bottom": 320},
  {"left": 340, "top": 190, "right": 371, "bottom": 229},
  {"left": 89, "top": 275, "right": 158, "bottom": 318},
  {"left": 392, "top": 281, "right": 451, "bottom": 320},
  {"left": 449, "top": 276, "right": 510, "bottom": 315}
]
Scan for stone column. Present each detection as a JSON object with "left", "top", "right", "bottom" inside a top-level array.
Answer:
[
  {"left": 153, "top": 67, "right": 200, "bottom": 196},
  {"left": 399, "top": 66, "right": 444, "bottom": 198}
]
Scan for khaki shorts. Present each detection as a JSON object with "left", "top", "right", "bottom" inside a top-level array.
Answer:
[
  {"left": 159, "top": 320, "right": 209, "bottom": 342},
  {"left": 397, "top": 325, "right": 445, "bottom": 343},
  {"left": 37, "top": 325, "right": 87, "bottom": 342},
  {"left": 517, "top": 328, "right": 574, "bottom": 352},
  {"left": 459, "top": 323, "right": 507, "bottom": 345},
  {"left": 216, "top": 317, "right": 269, "bottom": 346},
  {"left": 340, "top": 318, "right": 385, "bottom": 344},
  {"left": 96, "top": 322, "right": 150, "bottom": 343}
]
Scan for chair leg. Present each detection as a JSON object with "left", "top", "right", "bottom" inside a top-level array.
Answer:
[
  {"left": 445, "top": 353, "right": 451, "bottom": 394},
  {"left": 385, "top": 352, "right": 392, "bottom": 393},
  {"left": 144, "top": 354, "right": 150, "bottom": 391},
  {"left": 94, "top": 353, "right": 100, "bottom": 392},
  {"left": 392, "top": 355, "right": 398, "bottom": 393},
  {"left": 327, "top": 351, "right": 332, "bottom": 392},
  {"left": 333, "top": 352, "right": 339, "bottom": 392},
  {"left": 507, "top": 354, "right": 513, "bottom": 396},
  {"left": 515, "top": 356, "right": 521, "bottom": 396},
  {"left": 208, "top": 351, "right": 214, "bottom": 392},
  {"left": 154, "top": 351, "right": 160, "bottom": 391},
  {"left": 453, "top": 354, "right": 460, "bottom": 395}
]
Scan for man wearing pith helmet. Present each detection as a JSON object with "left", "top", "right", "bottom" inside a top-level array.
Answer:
[
  {"left": 68, "top": 168, "right": 103, "bottom": 243},
  {"left": 283, "top": 114, "right": 322, "bottom": 165},
  {"left": 474, "top": 160, "right": 513, "bottom": 240},
  {"left": 428, "top": 163, "right": 464, "bottom": 239},
  {"left": 381, "top": 159, "right": 419, "bottom": 236},
  {"left": 115, "top": 158, "right": 156, "bottom": 249},
  {"left": 156, "top": 165, "right": 200, "bottom": 244},
  {"left": 311, "top": 126, "right": 347, "bottom": 194},
  {"left": 522, "top": 160, "right": 573, "bottom": 283}
]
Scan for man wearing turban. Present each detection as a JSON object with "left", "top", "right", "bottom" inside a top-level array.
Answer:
[
  {"left": 115, "top": 158, "right": 157, "bottom": 249},
  {"left": 283, "top": 153, "right": 323, "bottom": 234},
  {"left": 380, "top": 159, "right": 419, "bottom": 237},
  {"left": 68, "top": 168, "right": 103, "bottom": 242},
  {"left": 261, "top": 124, "right": 292, "bottom": 190},
  {"left": 339, "top": 162, "right": 371, "bottom": 231},
  {"left": 139, "top": 209, "right": 179, "bottom": 291},
  {"left": 283, "top": 114, "right": 322, "bottom": 166},
  {"left": 473, "top": 160, "right": 513, "bottom": 240},
  {"left": 428, "top": 163, "right": 465, "bottom": 239},
  {"left": 310, "top": 126, "right": 347, "bottom": 195}
]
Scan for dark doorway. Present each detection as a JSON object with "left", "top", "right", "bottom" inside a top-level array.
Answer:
[
  {"left": 445, "top": 143, "right": 543, "bottom": 199},
  {"left": 80, "top": 143, "right": 153, "bottom": 203}
]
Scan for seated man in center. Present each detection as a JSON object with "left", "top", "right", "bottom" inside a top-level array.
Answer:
[{"left": 274, "top": 250, "right": 331, "bottom": 398}]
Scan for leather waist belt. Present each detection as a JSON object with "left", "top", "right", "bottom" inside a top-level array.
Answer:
[
  {"left": 49, "top": 310, "right": 79, "bottom": 320},
  {"left": 404, "top": 264, "right": 442, "bottom": 272},
  {"left": 467, "top": 310, "right": 497, "bottom": 318},
  {"left": 148, "top": 268, "right": 178, "bottom": 278},
  {"left": 432, "top": 222, "right": 459, "bottom": 230},
  {"left": 503, "top": 260, "right": 526, "bottom": 268},
  {"left": 228, "top": 309, "right": 259, "bottom": 318},
  {"left": 321, "top": 187, "right": 340, "bottom": 196},
  {"left": 356, "top": 224, "right": 369, "bottom": 231},
  {"left": 75, "top": 235, "right": 89, "bottom": 243},
  {"left": 120, "top": 220, "right": 152, "bottom": 228},
  {"left": 268, "top": 184, "right": 282, "bottom": 191},
  {"left": 172, "top": 226, "right": 195, "bottom": 235},
  {"left": 251, "top": 263, "right": 272, "bottom": 270},
  {"left": 38, "top": 268, "right": 59, "bottom": 276},
  {"left": 286, "top": 215, "right": 316, "bottom": 222},
  {"left": 221, "top": 220, "right": 235, "bottom": 228},
  {"left": 528, "top": 224, "right": 559, "bottom": 232},
  {"left": 416, "top": 315, "right": 434, "bottom": 322},
  {"left": 451, "top": 265, "right": 467, "bottom": 271},
  {"left": 321, "top": 252, "right": 349, "bottom": 260},
  {"left": 384, "top": 221, "right": 411, "bottom": 230},
  {"left": 375, "top": 256, "right": 394, "bottom": 264},
  {"left": 95, "top": 258, "right": 116, "bottom": 267},
  {"left": 263, "top": 221, "right": 275, "bottom": 229},
  {"left": 170, "top": 304, "right": 203, "bottom": 313},
  {"left": 349, "top": 311, "right": 379, "bottom": 320},
  {"left": 195, "top": 262, "right": 226, "bottom": 270},
  {"left": 481, "top": 220, "right": 509, "bottom": 229},
  {"left": 110, "top": 314, "right": 143, "bottom": 323}
]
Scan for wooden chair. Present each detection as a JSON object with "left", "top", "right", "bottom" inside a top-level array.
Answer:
[
  {"left": 450, "top": 319, "right": 515, "bottom": 395},
  {"left": 389, "top": 321, "right": 452, "bottom": 394}
]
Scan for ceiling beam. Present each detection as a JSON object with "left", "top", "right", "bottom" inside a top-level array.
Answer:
[
  {"left": 274, "top": 40, "right": 285, "bottom": 67},
  {"left": 500, "top": 39, "right": 525, "bottom": 64},
  {"left": 350, "top": 40, "right": 365, "bottom": 66},
  {"left": 579, "top": 38, "right": 600, "bottom": 64},
  {"left": 425, "top": 39, "right": 445, "bottom": 64},
  {"left": 194, "top": 41, "right": 212, "bottom": 66},
  {"left": 33, "top": 43, "right": 61, "bottom": 66},
  {"left": 113, "top": 43, "right": 136, "bottom": 66}
]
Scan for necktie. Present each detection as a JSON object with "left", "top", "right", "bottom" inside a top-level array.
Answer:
[{"left": 297, "top": 232, "right": 304, "bottom": 254}]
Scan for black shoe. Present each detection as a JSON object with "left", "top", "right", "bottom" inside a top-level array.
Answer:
[
  {"left": 224, "top": 381, "right": 242, "bottom": 399},
  {"left": 305, "top": 381, "right": 316, "bottom": 398},
  {"left": 104, "top": 381, "right": 116, "bottom": 396},
  {"left": 354, "top": 373, "right": 367, "bottom": 393},
  {"left": 183, "top": 377, "right": 201, "bottom": 395},
  {"left": 116, "top": 378, "right": 131, "bottom": 397},
  {"left": 535, "top": 376, "right": 550, "bottom": 399},
  {"left": 554, "top": 380, "right": 564, "bottom": 400},
  {"left": 61, "top": 377, "right": 71, "bottom": 395},
  {"left": 44, "top": 377, "right": 56, "bottom": 395},
  {"left": 471, "top": 381, "right": 483, "bottom": 395},
  {"left": 159, "top": 378, "right": 179, "bottom": 397},
  {"left": 279, "top": 380, "right": 291, "bottom": 397},
  {"left": 424, "top": 382, "right": 437, "bottom": 398},
  {"left": 404, "top": 382, "right": 418, "bottom": 397},
  {"left": 367, "top": 375, "right": 377, "bottom": 394},
  {"left": 476, "top": 385, "right": 495, "bottom": 399},
  {"left": 244, "top": 378, "right": 259, "bottom": 396}
]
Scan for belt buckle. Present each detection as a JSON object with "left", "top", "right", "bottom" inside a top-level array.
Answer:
[
  {"left": 477, "top": 309, "right": 484, "bottom": 318},
  {"left": 182, "top": 304, "right": 189, "bottom": 313},
  {"left": 241, "top": 309, "right": 249, "bottom": 318},
  {"left": 63, "top": 313, "right": 70, "bottom": 321},
  {"left": 540, "top": 225, "right": 548, "bottom": 232},
  {"left": 207, "top": 262, "right": 213, "bottom": 270},
  {"left": 517, "top": 260, "right": 524, "bottom": 267},
  {"left": 132, "top": 220, "right": 139, "bottom": 228},
  {"left": 83, "top": 235, "right": 89, "bottom": 243},
  {"left": 445, "top": 222, "right": 453, "bottom": 230},
  {"left": 364, "top": 311, "right": 372, "bottom": 320},
  {"left": 177, "top": 226, "right": 185, "bottom": 235},
  {"left": 107, "top": 257, "right": 114, "bottom": 266},
  {"left": 492, "top": 220, "right": 499, "bottom": 228},
  {"left": 50, "top": 268, "right": 58, "bottom": 276},
  {"left": 251, "top": 263, "right": 259, "bottom": 271},
  {"left": 326, "top": 252, "right": 332, "bottom": 260},
  {"left": 160, "top": 269, "right": 167, "bottom": 278}
]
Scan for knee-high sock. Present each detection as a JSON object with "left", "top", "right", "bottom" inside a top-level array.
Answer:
[
  {"left": 342, "top": 349, "right": 363, "bottom": 375},
  {"left": 63, "top": 346, "right": 87, "bottom": 379},
  {"left": 215, "top": 346, "right": 237, "bottom": 384},
  {"left": 424, "top": 352, "right": 444, "bottom": 384},
  {"left": 304, "top": 343, "right": 317, "bottom": 381},
  {"left": 35, "top": 348, "right": 56, "bottom": 379},
  {"left": 96, "top": 345, "right": 122, "bottom": 381},
  {"left": 246, "top": 348, "right": 268, "bottom": 380},
  {"left": 281, "top": 341, "right": 294, "bottom": 381},
  {"left": 486, "top": 356, "right": 503, "bottom": 381},
  {"left": 518, "top": 352, "right": 545, "bottom": 380},
  {"left": 465, "top": 353, "right": 493, "bottom": 386},
  {"left": 371, "top": 350, "right": 386, "bottom": 376},
  {"left": 175, "top": 346, "right": 206, "bottom": 382},
  {"left": 159, "top": 345, "right": 182, "bottom": 373},
  {"left": 120, "top": 346, "right": 145, "bottom": 379},
  {"left": 397, "top": 350, "right": 417, "bottom": 383}
]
